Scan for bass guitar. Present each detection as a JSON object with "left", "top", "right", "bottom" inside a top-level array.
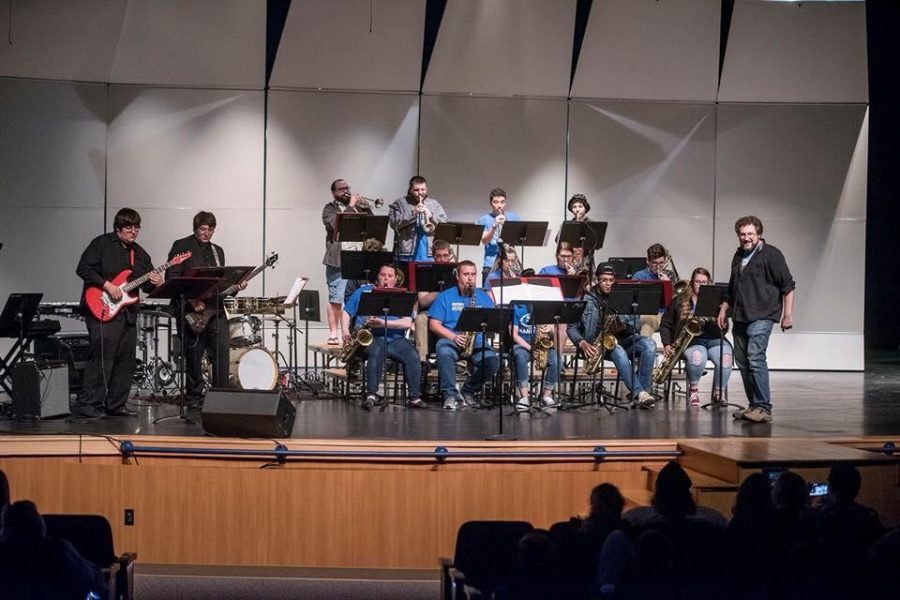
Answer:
[
  {"left": 84, "top": 252, "right": 192, "bottom": 322},
  {"left": 184, "top": 251, "right": 279, "bottom": 335}
]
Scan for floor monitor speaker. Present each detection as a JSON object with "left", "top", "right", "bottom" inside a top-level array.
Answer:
[
  {"left": 201, "top": 388, "right": 296, "bottom": 438},
  {"left": 11, "top": 361, "right": 70, "bottom": 420}
]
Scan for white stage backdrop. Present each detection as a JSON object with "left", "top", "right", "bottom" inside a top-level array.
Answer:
[{"left": 0, "top": 1, "right": 869, "bottom": 370}]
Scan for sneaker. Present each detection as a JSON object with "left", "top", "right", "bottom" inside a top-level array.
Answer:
[
  {"left": 460, "top": 393, "right": 477, "bottom": 408},
  {"left": 732, "top": 407, "right": 749, "bottom": 420},
  {"left": 363, "top": 395, "right": 376, "bottom": 410},
  {"left": 443, "top": 397, "right": 459, "bottom": 411},
  {"left": 515, "top": 397, "right": 530, "bottom": 413},
  {"left": 688, "top": 390, "right": 701, "bottom": 408},
  {"left": 541, "top": 396, "right": 557, "bottom": 410},
  {"left": 636, "top": 391, "right": 656, "bottom": 409},
  {"left": 743, "top": 407, "right": 773, "bottom": 423},
  {"left": 409, "top": 398, "right": 427, "bottom": 409}
]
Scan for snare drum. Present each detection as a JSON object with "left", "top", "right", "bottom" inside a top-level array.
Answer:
[
  {"left": 229, "top": 347, "right": 278, "bottom": 390},
  {"left": 228, "top": 315, "right": 261, "bottom": 347}
]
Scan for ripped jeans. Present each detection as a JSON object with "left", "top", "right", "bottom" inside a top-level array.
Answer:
[{"left": 683, "top": 337, "right": 733, "bottom": 389}]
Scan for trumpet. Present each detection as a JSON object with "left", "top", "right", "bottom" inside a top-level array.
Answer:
[
  {"left": 343, "top": 193, "right": 383, "bottom": 209},
  {"left": 417, "top": 199, "right": 435, "bottom": 233}
]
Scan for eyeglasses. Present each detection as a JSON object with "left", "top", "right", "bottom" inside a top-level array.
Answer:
[
  {"left": 197, "top": 226, "right": 215, "bottom": 234},
  {"left": 121, "top": 225, "right": 141, "bottom": 231},
  {"left": 334, "top": 186, "right": 350, "bottom": 192}
]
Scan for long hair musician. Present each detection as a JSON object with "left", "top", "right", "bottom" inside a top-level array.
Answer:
[
  {"left": 341, "top": 263, "right": 423, "bottom": 410},
  {"left": 511, "top": 304, "right": 559, "bottom": 412},
  {"left": 428, "top": 261, "right": 499, "bottom": 411},
  {"left": 566, "top": 263, "right": 658, "bottom": 408},
  {"left": 659, "top": 267, "right": 733, "bottom": 408},
  {"left": 485, "top": 243, "right": 523, "bottom": 293}
]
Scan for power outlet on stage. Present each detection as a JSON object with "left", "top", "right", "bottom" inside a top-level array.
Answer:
[{"left": 124, "top": 508, "right": 134, "bottom": 526}]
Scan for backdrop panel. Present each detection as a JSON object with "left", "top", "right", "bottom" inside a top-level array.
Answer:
[
  {"left": 265, "top": 90, "right": 419, "bottom": 312},
  {"left": 418, "top": 94, "right": 568, "bottom": 271},
  {"left": 423, "top": 0, "right": 575, "bottom": 97},
  {"left": 270, "top": 0, "right": 425, "bottom": 92},
  {"left": 0, "top": 0, "right": 125, "bottom": 82},
  {"left": 719, "top": 0, "right": 867, "bottom": 103},
  {"left": 715, "top": 104, "right": 867, "bottom": 370},
  {"left": 108, "top": 0, "right": 265, "bottom": 87},
  {"left": 567, "top": 100, "right": 716, "bottom": 271},
  {"left": 572, "top": 0, "right": 720, "bottom": 101}
]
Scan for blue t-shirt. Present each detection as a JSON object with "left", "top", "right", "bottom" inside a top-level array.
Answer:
[
  {"left": 343, "top": 284, "right": 406, "bottom": 340},
  {"left": 512, "top": 304, "right": 535, "bottom": 344},
  {"left": 538, "top": 264, "right": 566, "bottom": 276},
  {"left": 429, "top": 286, "right": 495, "bottom": 347},
  {"left": 477, "top": 211, "right": 520, "bottom": 268}
]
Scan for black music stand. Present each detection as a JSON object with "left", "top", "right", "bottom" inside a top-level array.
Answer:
[
  {"left": 559, "top": 221, "right": 608, "bottom": 256},
  {"left": 413, "top": 262, "right": 457, "bottom": 294},
  {"left": 356, "top": 291, "right": 417, "bottom": 411},
  {"left": 148, "top": 277, "right": 219, "bottom": 424},
  {"left": 340, "top": 250, "right": 394, "bottom": 284},
  {"left": 608, "top": 286, "right": 662, "bottom": 409},
  {"left": 498, "top": 221, "right": 549, "bottom": 270},
  {"left": 457, "top": 306, "right": 513, "bottom": 440},
  {"left": 433, "top": 222, "right": 483, "bottom": 260},
  {"left": 517, "top": 300, "right": 585, "bottom": 415},
  {"left": 608, "top": 257, "right": 647, "bottom": 279},
  {"left": 295, "top": 290, "right": 321, "bottom": 395},
  {"left": 334, "top": 213, "right": 389, "bottom": 245},
  {"left": 695, "top": 284, "right": 742, "bottom": 411},
  {"left": 0, "top": 293, "right": 43, "bottom": 396}
]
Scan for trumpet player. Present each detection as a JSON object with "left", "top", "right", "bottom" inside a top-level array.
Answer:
[
  {"left": 632, "top": 243, "right": 676, "bottom": 337},
  {"left": 511, "top": 304, "right": 559, "bottom": 412},
  {"left": 539, "top": 241, "right": 580, "bottom": 277},
  {"left": 567, "top": 264, "right": 657, "bottom": 408},
  {"left": 429, "top": 261, "right": 499, "bottom": 411},
  {"left": 659, "top": 267, "right": 733, "bottom": 408},
  {"left": 342, "top": 263, "right": 423, "bottom": 410},
  {"left": 477, "top": 188, "right": 519, "bottom": 286},
  {"left": 388, "top": 175, "right": 448, "bottom": 264},
  {"left": 322, "top": 179, "right": 373, "bottom": 345}
]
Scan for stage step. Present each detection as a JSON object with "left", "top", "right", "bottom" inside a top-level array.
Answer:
[
  {"left": 642, "top": 464, "right": 738, "bottom": 491},
  {"left": 622, "top": 488, "right": 653, "bottom": 510}
]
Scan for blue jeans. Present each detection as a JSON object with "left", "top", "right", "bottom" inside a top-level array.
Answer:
[
  {"left": 512, "top": 346, "right": 559, "bottom": 391},
  {"left": 731, "top": 320, "right": 773, "bottom": 411},
  {"left": 435, "top": 338, "right": 499, "bottom": 399},
  {"left": 684, "top": 337, "right": 733, "bottom": 389},
  {"left": 363, "top": 337, "right": 421, "bottom": 399},
  {"left": 608, "top": 335, "right": 656, "bottom": 395}
]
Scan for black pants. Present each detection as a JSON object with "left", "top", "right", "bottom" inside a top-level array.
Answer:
[
  {"left": 74, "top": 314, "right": 137, "bottom": 415},
  {"left": 182, "top": 313, "right": 230, "bottom": 401}
]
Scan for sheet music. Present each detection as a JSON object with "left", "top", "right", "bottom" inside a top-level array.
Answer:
[{"left": 284, "top": 277, "right": 309, "bottom": 306}]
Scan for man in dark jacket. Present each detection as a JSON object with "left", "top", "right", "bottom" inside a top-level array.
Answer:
[{"left": 717, "top": 215, "right": 795, "bottom": 423}]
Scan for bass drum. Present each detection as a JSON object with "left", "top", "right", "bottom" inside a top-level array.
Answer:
[
  {"left": 228, "top": 315, "right": 262, "bottom": 348},
  {"left": 229, "top": 347, "right": 278, "bottom": 390}
]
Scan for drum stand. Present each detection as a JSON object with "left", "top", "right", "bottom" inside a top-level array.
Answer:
[{"left": 132, "top": 312, "right": 175, "bottom": 404}]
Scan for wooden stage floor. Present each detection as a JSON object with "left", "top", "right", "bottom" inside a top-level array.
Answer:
[{"left": 2, "top": 365, "right": 899, "bottom": 441}]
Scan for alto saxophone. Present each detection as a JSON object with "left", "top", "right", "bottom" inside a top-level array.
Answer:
[
  {"left": 459, "top": 292, "right": 478, "bottom": 358},
  {"left": 584, "top": 312, "right": 623, "bottom": 376},
  {"left": 339, "top": 323, "right": 374, "bottom": 363},
  {"left": 652, "top": 316, "right": 706, "bottom": 386},
  {"left": 532, "top": 324, "right": 554, "bottom": 371}
]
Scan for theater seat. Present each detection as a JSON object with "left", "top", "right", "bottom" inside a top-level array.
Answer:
[
  {"left": 440, "top": 520, "right": 533, "bottom": 600},
  {"left": 44, "top": 514, "right": 137, "bottom": 600}
]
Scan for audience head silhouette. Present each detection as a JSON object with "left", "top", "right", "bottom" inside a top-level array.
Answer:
[
  {"left": 589, "top": 483, "right": 625, "bottom": 520},
  {"left": 773, "top": 470, "right": 809, "bottom": 513},
  {"left": 732, "top": 472, "right": 773, "bottom": 520},
  {"left": 0, "top": 500, "right": 46, "bottom": 541},
  {"left": 652, "top": 461, "right": 696, "bottom": 519},
  {"left": 828, "top": 463, "right": 862, "bottom": 503}
]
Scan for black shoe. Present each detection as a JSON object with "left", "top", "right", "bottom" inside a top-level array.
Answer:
[
  {"left": 105, "top": 407, "right": 138, "bottom": 417},
  {"left": 68, "top": 412, "right": 106, "bottom": 422}
]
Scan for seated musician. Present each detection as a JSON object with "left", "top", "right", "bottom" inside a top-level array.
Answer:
[
  {"left": 567, "top": 264, "right": 657, "bottom": 408},
  {"left": 538, "top": 241, "right": 579, "bottom": 277},
  {"left": 428, "top": 261, "right": 500, "bottom": 411},
  {"left": 659, "top": 267, "right": 733, "bottom": 407},
  {"left": 484, "top": 243, "right": 522, "bottom": 293},
  {"left": 342, "top": 263, "right": 423, "bottom": 410},
  {"left": 632, "top": 242, "right": 676, "bottom": 337},
  {"left": 511, "top": 303, "right": 559, "bottom": 412},
  {"left": 413, "top": 239, "right": 455, "bottom": 362}
]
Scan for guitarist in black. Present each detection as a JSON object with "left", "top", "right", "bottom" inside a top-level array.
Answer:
[
  {"left": 167, "top": 211, "right": 244, "bottom": 408},
  {"left": 74, "top": 208, "right": 162, "bottom": 420}
]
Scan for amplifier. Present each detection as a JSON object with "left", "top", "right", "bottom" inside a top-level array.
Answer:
[
  {"left": 11, "top": 361, "right": 70, "bottom": 420},
  {"left": 33, "top": 334, "right": 90, "bottom": 393},
  {"left": 201, "top": 389, "right": 296, "bottom": 438}
]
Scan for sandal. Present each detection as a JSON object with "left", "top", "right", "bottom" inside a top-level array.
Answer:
[{"left": 327, "top": 336, "right": 339, "bottom": 345}]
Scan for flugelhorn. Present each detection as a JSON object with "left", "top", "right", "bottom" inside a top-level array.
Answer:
[{"left": 417, "top": 199, "right": 435, "bottom": 233}]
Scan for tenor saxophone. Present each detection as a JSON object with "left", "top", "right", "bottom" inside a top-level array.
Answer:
[
  {"left": 339, "top": 324, "right": 374, "bottom": 363},
  {"left": 652, "top": 317, "right": 705, "bottom": 385},
  {"left": 583, "top": 315, "right": 622, "bottom": 376},
  {"left": 459, "top": 292, "right": 478, "bottom": 358},
  {"left": 532, "top": 324, "right": 554, "bottom": 371}
]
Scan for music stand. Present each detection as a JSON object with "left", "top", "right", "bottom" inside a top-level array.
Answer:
[
  {"left": 148, "top": 277, "right": 219, "bottom": 424},
  {"left": 340, "top": 250, "right": 394, "bottom": 284},
  {"left": 412, "top": 262, "right": 457, "bottom": 294},
  {"left": 334, "top": 213, "right": 389, "bottom": 245},
  {"left": 0, "top": 293, "right": 43, "bottom": 396},
  {"left": 184, "top": 266, "right": 254, "bottom": 297},
  {"left": 608, "top": 286, "right": 661, "bottom": 408},
  {"left": 695, "top": 284, "right": 742, "bottom": 411},
  {"left": 356, "top": 291, "right": 417, "bottom": 411},
  {"left": 608, "top": 257, "right": 647, "bottom": 279},
  {"left": 294, "top": 289, "right": 321, "bottom": 395},
  {"left": 457, "top": 306, "right": 514, "bottom": 440},
  {"left": 559, "top": 221, "right": 608, "bottom": 256},
  {"left": 433, "top": 222, "right": 483, "bottom": 260},
  {"left": 518, "top": 300, "right": 585, "bottom": 415},
  {"left": 498, "top": 221, "right": 548, "bottom": 270}
]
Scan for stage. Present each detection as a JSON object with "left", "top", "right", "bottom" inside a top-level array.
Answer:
[{"left": 0, "top": 362, "right": 898, "bottom": 572}]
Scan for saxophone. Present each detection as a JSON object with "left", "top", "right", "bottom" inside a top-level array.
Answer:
[
  {"left": 583, "top": 315, "right": 621, "bottom": 376},
  {"left": 459, "top": 291, "right": 478, "bottom": 358},
  {"left": 652, "top": 316, "right": 706, "bottom": 385},
  {"left": 339, "top": 323, "right": 374, "bottom": 363},
  {"left": 532, "top": 324, "right": 554, "bottom": 370}
]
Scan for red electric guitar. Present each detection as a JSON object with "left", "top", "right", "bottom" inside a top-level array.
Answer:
[{"left": 84, "top": 252, "right": 192, "bottom": 321}]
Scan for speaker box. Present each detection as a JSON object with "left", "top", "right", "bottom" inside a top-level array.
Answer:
[
  {"left": 12, "top": 361, "right": 70, "bottom": 420},
  {"left": 201, "top": 389, "right": 296, "bottom": 438}
]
